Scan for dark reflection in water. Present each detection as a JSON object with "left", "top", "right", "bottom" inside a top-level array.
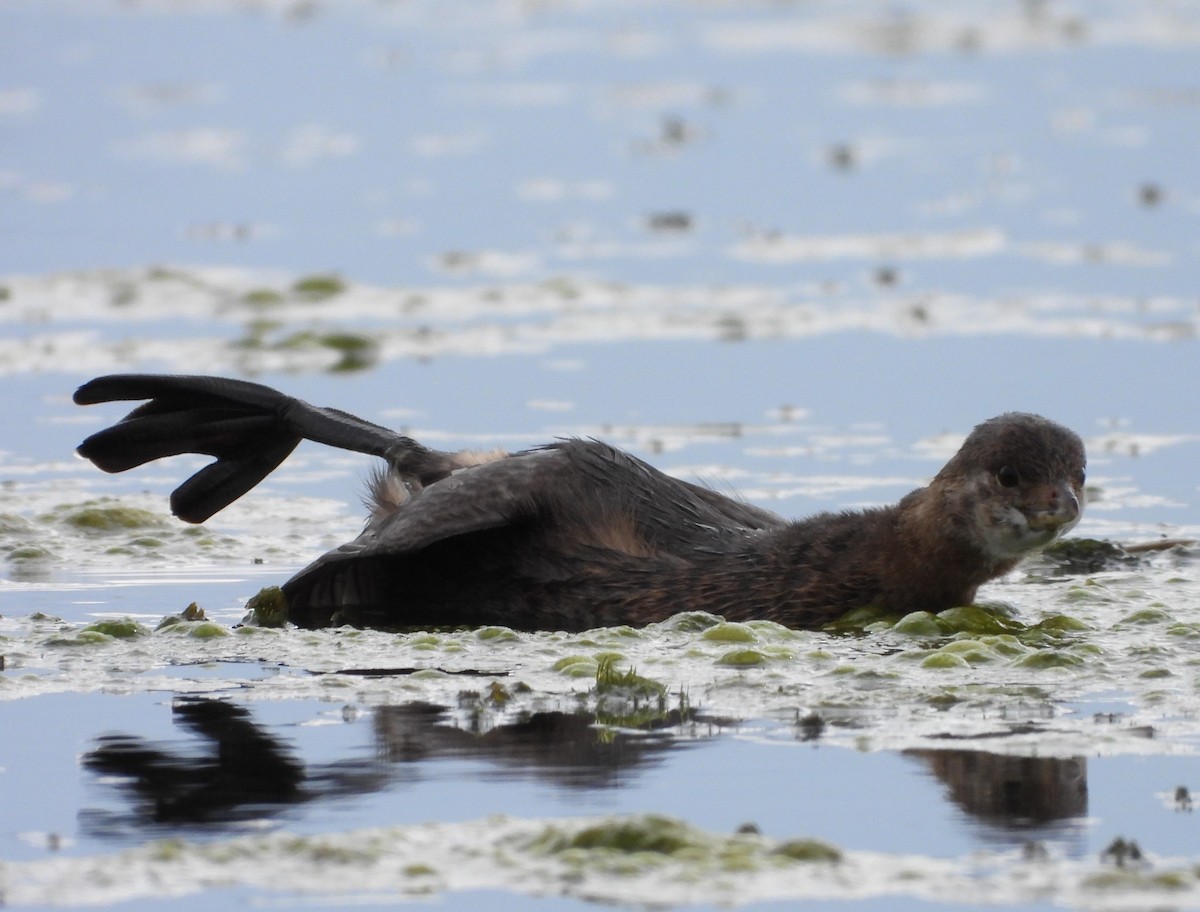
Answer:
[
  {"left": 907, "top": 750, "right": 1088, "bottom": 826},
  {"left": 84, "top": 699, "right": 302, "bottom": 824},
  {"left": 81, "top": 698, "right": 1088, "bottom": 842},
  {"left": 374, "top": 701, "right": 688, "bottom": 789},
  {"left": 81, "top": 699, "right": 384, "bottom": 833}
]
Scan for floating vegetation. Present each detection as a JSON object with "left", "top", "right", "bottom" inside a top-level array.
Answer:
[
  {"left": 773, "top": 838, "right": 843, "bottom": 863},
  {"left": 591, "top": 654, "right": 684, "bottom": 728},
  {"left": 6, "top": 808, "right": 1200, "bottom": 909},
  {"left": 529, "top": 814, "right": 841, "bottom": 879},
  {"left": 537, "top": 814, "right": 700, "bottom": 855},
  {"left": 717, "top": 648, "right": 768, "bottom": 666},
  {"left": 156, "top": 603, "right": 230, "bottom": 637},
  {"left": 63, "top": 617, "right": 152, "bottom": 644},
  {"left": 291, "top": 273, "right": 347, "bottom": 301},
  {"left": 242, "top": 287, "right": 285, "bottom": 307},
  {"left": 829, "top": 602, "right": 1088, "bottom": 645},
  {"left": 246, "top": 586, "right": 288, "bottom": 628},
  {"left": 702, "top": 621, "right": 759, "bottom": 643},
  {"left": 265, "top": 330, "right": 380, "bottom": 372},
  {"left": 6, "top": 544, "right": 52, "bottom": 562},
  {"left": 594, "top": 653, "right": 664, "bottom": 699},
  {"left": 50, "top": 500, "right": 168, "bottom": 532}
]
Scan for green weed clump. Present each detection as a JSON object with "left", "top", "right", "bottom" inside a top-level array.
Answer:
[
  {"left": 292, "top": 273, "right": 346, "bottom": 301},
  {"left": 246, "top": 586, "right": 289, "bottom": 627},
  {"left": 56, "top": 502, "right": 167, "bottom": 531}
]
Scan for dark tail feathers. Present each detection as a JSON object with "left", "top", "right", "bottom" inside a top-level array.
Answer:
[{"left": 74, "top": 374, "right": 406, "bottom": 523}]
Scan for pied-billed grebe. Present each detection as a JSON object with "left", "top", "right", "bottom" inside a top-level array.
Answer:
[{"left": 73, "top": 374, "right": 1086, "bottom": 631}]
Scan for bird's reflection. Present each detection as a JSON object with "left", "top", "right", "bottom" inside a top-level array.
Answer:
[
  {"left": 81, "top": 698, "right": 1089, "bottom": 839},
  {"left": 373, "top": 701, "right": 689, "bottom": 789},
  {"left": 906, "top": 749, "right": 1088, "bottom": 825},
  {"left": 80, "top": 698, "right": 383, "bottom": 833}
]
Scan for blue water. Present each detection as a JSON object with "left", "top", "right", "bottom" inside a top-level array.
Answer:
[{"left": 3, "top": 1, "right": 1200, "bottom": 907}]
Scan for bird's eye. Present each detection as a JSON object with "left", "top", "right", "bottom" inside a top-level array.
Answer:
[
  {"left": 1078, "top": 469, "right": 1086, "bottom": 487},
  {"left": 996, "top": 465, "right": 1020, "bottom": 488}
]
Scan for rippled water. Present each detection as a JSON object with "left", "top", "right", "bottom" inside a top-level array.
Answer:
[{"left": 2, "top": 0, "right": 1200, "bottom": 908}]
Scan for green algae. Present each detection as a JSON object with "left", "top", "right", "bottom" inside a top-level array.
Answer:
[
  {"left": 52, "top": 617, "right": 151, "bottom": 645},
  {"left": 83, "top": 618, "right": 149, "bottom": 638},
  {"left": 1083, "top": 868, "right": 1195, "bottom": 892},
  {"left": 243, "top": 288, "right": 285, "bottom": 307},
  {"left": 702, "top": 621, "right": 759, "bottom": 643},
  {"left": 273, "top": 330, "right": 379, "bottom": 372},
  {"left": 660, "top": 611, "right": 723, "bottom": 632},
  {"left": 0, "top": 512, "right": 35, "bottom": 533},
  {"left": 553, "top": 815, "right": 697, "bottom": 855},
  {"left": 977, "top": 634, "right": 1027, "bottom": 657},
  {"left": 155, "top": 617, "right": 230, "bottom": 638},
  {"left": 594, "top": 654, "right": 664, "bottom": 699},
  {"left": 1137, "top": 667, "right": 1172, "bottom": 679},
  {"left": 1118, "top": 607, "right": 1174, "bottom": 625},
  {"left": 922, "top": 652, "right": 971, "bottom": 670},
  {"left": 1063, "top": 580, "right": 1119, "bottom": 604},
  {"left": 553, "top": 655, "right": 599, "bottom": 678},
  {"left": 292, "top": 273, "right": 346, "bottom": 301},
  {"left": 717, "top": 648, "right": 767, "bottom": 666},
  {"left": 1036, "top": 614, "right": 1089, "bottom": 633},
  {"left": 936, "top": 605, "right": 1023, "bottom": 634},
  {"left": 51, "top": 501, "right": 167, "bottom": 531},
  {"left": 279, "top": 835, "right": 384, "bottom": 865},
  {"left": 893, "top": 611, "right": 943, "bottom": 637},
  {"left": 485, "top": 681, "right": 511, "bottom": 705},
  {"left": 1014, "top": 650, "right": 1086, "bottom": 669},
  {"left": 246, "top": 586, "right": 289, "bottom": 627},
  {"left": 772, "top": 838, "right": 842, "bottom": 862},
  {"left": 319, "top": 332, "right": 376, "bottom": 356},
  {"left": 931, "top": 639, "right": 998, "bottom": 665},
  {"left": 476, "top": 626, "right": 518, "bottom": 642},
  {"left": 852, "top": 602, "right": 1088, "bottom": 650},
  {"left": 529, "top": 814, "right": 842, "bottom": 879},
  {"left": 7, "top": 545, "right": 52, "bottom": 562}
]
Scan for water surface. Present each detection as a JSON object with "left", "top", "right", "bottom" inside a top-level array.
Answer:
[{"left": 2, "top": 0, "right": 1199, "bottom": 907}]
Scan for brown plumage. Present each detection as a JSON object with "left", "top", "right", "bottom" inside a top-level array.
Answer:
[{"left": 73, "top": 374, "right": 1086, "bottom": 632}]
